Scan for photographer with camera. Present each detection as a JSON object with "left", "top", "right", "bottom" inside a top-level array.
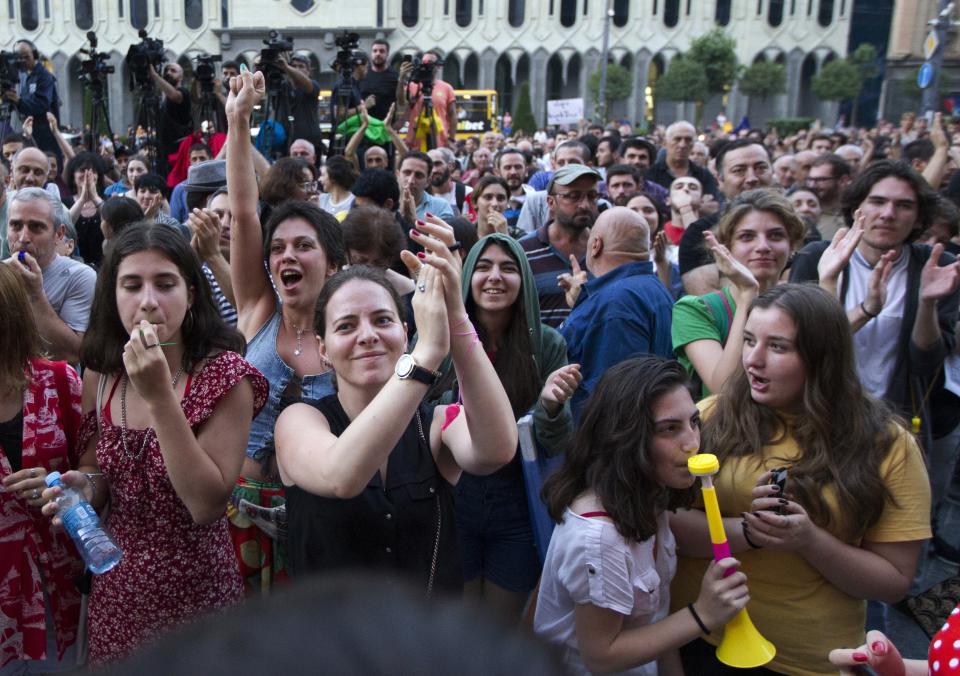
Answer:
[
  {"left": 403, "top": 51, "right": 457, "bottom": 151},
  {"left": 214, "top": 60, "right": 240, "bottom": 132},
  {"left": 283, "top": 54, "right": 322, "bottom": 152},
  {"left": 150, "top": 62, "right": 193, "bottom": 179},
  {"left": 2, "top": 40, "right": 62, "bottom": 168}
]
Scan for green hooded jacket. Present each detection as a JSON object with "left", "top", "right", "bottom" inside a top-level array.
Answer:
[{"left": 433, "top": 233, "right": 573, "bottom": 456}]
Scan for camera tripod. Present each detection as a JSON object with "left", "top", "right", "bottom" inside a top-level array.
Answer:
[
  {"left": 83, "top": 75, "right": 115, "bottom": 154},
  {"left": 411, "top": 80, "right": 439, "bottom": 151},
  {"left": 133, "top": 84, "right": 161, "bottom": 173},
  {"left": 328, "top": 69, "right": 356, "bottom": 157},
  {"left": 195, "top": 82, "right": 219, "bottom": 140},
  {"left": 257, "top": 82, "right": 293, "bottom": 160}
]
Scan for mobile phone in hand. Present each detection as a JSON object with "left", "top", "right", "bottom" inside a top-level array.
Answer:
[{"left": 769, "top": 468, "right": 788, "bottom": 515}]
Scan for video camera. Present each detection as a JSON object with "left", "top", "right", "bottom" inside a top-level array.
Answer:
[
  {"left": 408, "top": 53, "right": 443, "bottom": 92},
  {"left": 194, "top": 53, "right": 222, "bottom": 94},
  {"left": 331, "top": 31, "right": 363, "bottom": 73},
  {"left": 260, "top": 30, "right": 295, "bottom": 97},
  {"left": 0, "top": 51, "right": 19, "bottom": 92},
  {"left": 78, "top": 31, "right": 115, "bottom": 94},
  {"left": 126, "top": 29, "right": 166, "bottom": 90}
]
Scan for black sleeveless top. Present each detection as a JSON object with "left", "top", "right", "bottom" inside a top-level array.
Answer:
[{"left": 286, "top": 394, "right": 462, "bottom": 595}]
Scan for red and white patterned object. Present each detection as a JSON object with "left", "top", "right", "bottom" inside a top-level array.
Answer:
[{"left": 930, "top": 605, "right": 960, "bottom": 674}]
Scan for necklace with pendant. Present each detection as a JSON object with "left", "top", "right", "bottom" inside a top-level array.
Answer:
[{"left": 291, "top": 321, "right": 305, "bottom": 356}]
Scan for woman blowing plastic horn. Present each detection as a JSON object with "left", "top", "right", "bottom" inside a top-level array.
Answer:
[{"left": 273, "top": 217, "right": 516, "bottom": 593}]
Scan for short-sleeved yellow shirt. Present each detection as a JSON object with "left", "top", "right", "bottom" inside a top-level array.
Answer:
[{"left": 670, "top": 400, "right": 931, "bottom": 675}]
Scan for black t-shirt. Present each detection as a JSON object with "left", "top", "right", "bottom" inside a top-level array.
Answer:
[
  {"left": 289, "top": 79, "right": 321, "bottom": 145},
  {"left": 359, "top": 68, "right": 400, "bottom": 120},
  {"left": 156, "top": 87, "right": 193, "bottom": 173},
  {"left": 678, "top": 211, "right": 721, "bottom": 275}
]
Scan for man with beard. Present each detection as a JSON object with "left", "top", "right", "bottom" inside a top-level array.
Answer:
[
  {"left": 396, "top": 151, "right": 455, "bottom": 223},
  {"left": 519, "top": 164, "right": 601, "bottom": 327},
  {"left": 427, "top": 147, "right": 470, "bottom": 215},
  {"left": 151, "top": 62, "right": 193, "bottom": 179},
  {"left": 495, "top": 147, "right": 535, "bottom": 227},
  {"left": 560, "top": 207, "right": 673, "bottom": 417},
  {"left": 360, "top": 40, "right": 408, "bottom": 122},
  {"left": 807, "top": 153, "right": 851, "bottom": 241}
]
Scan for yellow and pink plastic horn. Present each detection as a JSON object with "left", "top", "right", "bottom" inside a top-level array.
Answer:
[{"left": 688, "top": 454, "right": 776, "bottom": 669}]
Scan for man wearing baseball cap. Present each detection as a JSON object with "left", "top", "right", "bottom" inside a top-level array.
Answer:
[{"left": 519, "top": 163, "right": 601, "bottom": 328}]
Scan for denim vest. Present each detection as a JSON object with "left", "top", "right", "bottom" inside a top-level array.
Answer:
[{"left": 244, "top": 310, "right": 335, "bottom": 461}]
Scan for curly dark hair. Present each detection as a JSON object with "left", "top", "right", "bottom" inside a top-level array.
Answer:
[
  {"left": 65, "top": 151, "right": 108, "bottom": 195},
  {"left": 542, "top": 356, "right": 696, "bottom": 542}
]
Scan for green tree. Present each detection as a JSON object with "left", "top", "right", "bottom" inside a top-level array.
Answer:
[
  {"left": 738, "top": 60, "right": 786, "bottom": 99},
  {"left": 655, "top": 58, "right": 709, "bottom": 126},
  {"left": 587, "top": 62, "right": 633, "bottom": 122},
  {"left": 811, "top": 58, "right": 863, "bottom": 103},
  {"left": 687, "top": 28, "right": 740, "bottom": 101},
  {"left": 512, "top": 81, "right": 537, "bottom": 135}
]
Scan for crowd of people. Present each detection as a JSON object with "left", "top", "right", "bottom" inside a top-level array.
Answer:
[{"left": 1, "top": 34, "right": 960, "bottom": 676}]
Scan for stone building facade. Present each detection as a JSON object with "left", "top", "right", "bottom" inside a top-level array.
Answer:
[{"left": 3, "top": 0, "right": 851, "bottom": 131}]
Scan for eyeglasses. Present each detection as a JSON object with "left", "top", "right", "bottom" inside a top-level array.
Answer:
[
  {"left": 552, "top": 190, "right": 599, "bottom": 204},
  {"left": 300, "top": 181, "right": 318, "bottom": 192}
]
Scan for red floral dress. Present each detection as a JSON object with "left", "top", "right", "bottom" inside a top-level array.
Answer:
[
  {"left": 0, "top": 359, "right": 84, "bottom": 668},
  {"left": 77, "top": 352, "right": 267, "bottom": 664}
]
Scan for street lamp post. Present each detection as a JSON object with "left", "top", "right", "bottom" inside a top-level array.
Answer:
[{"left": 598, "top": 0, "right": 613, "bottom": 123}]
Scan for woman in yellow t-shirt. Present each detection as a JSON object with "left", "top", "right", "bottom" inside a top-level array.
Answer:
[{"left": 670, "top": 283, "right": 931, "bottom": 676}]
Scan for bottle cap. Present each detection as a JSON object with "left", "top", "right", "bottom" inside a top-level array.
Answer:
[{"left": 44, "top": 471, "right": 63, "bottom": 487}]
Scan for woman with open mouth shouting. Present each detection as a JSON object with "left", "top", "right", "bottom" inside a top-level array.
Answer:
[{"left": 224, "top": 67, "right": 348, "bottom": 592}]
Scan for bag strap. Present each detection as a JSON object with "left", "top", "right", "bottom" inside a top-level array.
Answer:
[
  {"left": 701, "top": 290, "right": 735, "bottom": 347},
  {"left": 95, "top": 373, "right": 108, "bottom": 435}
]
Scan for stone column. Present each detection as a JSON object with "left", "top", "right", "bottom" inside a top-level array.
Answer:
[{"left": 530, "top": 48, "right": 550, "bottom": 126}]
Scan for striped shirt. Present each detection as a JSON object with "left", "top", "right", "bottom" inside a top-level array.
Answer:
[
  {"left": 518, "top": 224, "right": 586, "bottom": 329},
  {"left": 202, "top": 264, "right": 238, "bottom": 326}
]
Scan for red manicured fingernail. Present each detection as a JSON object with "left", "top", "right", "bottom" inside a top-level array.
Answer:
[
  {"left": 852, "top": 651, "right": 869, "bottom": 663},
  {"left": 871, "top": 641, "right": 887, "bottom": 656},
  {"left": 416, "top": 219, "right": 425, "bottom": 225},
  {"left": 425, "top": 211, "right": 433, "bottom": 217},
  {"left": 411, "top": 229, "right": 421, "bottom": 237},
  {"left": 417, "top": 252, "right": 426, "bottom": 259}
]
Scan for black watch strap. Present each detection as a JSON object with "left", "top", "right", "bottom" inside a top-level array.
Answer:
[{"left": 407, "top": 364, "right": 439, "bottom": 386}]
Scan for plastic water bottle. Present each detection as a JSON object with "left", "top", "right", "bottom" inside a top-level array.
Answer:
[{"left": 45, "top": 471, "right": 122, "bottom": 574}]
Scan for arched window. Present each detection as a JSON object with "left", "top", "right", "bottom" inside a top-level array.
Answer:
[
  {"left": 664, "top": 0, "right": 679, "bottom": 27},
  {"left": 402, "top": 0, "right": 418, "bottom": 26},
  {"left": 455, "top": 0, "right": 471, "bottom": 26},
  {"left": 817, "top": 0, "right": 832, "bottom": 25},
  {"left": 130, "top": 0, "right": 148, "bottom": 28},
  {"left": 613, "top": 0, "right": 628, "bottom": 26},
  {"left": 559, "top": 0, "right": 575, "bottom": 26},
  {"left": 75, "top": 0, "right": 93, "bottom": 28},
  {"left": 715, "top": 0, "right": 730, "bottom": 24},
  {"left": 768, "top": 0, "right": 783, "bottom": 25},
  {"left": 291, "top": 0, "right": 314, "bottom": 10},
  {"left": 508, "top": 0, "right": 524, "bottom": 26},
  {"left": 20, "top": 0, "right": 38, "bottom": 29},
  {"left": 184, "top": 0, "right": 202, "bottom": 27}
]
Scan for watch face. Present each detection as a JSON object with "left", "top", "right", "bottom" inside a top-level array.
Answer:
[{"left": 396, "top": 353, "right": 414, "bottom": 378}]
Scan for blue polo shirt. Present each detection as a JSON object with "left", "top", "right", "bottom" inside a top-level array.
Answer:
[
  {"left": 519, "top": 223, "right": 587, "bottom": 328},
  {"left": 416, "top": 191, "right": 455, "bottom": 221},
  {"left": 560, "top": 260, "right": 674, "bottom": 417}
]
